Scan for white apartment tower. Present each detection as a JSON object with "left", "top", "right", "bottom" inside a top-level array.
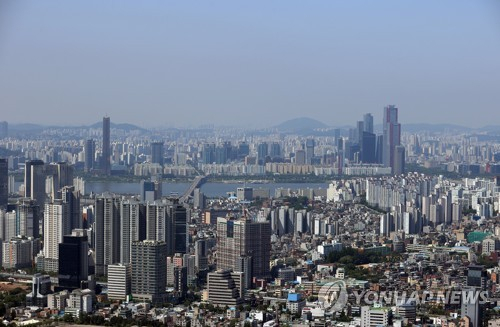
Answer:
[
  {"left": 95, "top": 194, "right": 121, "bottom": 275},
  {"left": 120, "top": 200, "right": 143, "bottom": 264},
  {"left": 42, "top": 199, "right": 70, "bottom": 271}
]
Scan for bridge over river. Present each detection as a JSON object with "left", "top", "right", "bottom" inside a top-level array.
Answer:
[{"left": 179, "top": 175, "right": 206, "bottom": 204}]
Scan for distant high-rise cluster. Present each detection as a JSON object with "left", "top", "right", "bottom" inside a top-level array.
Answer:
[
  {"left": 94, "top": 195, "right": 187, "bottom": 276},
  {"left": 24, "top": 160, "right": 74, "bottom": 207},
  {"left": 343, "top": 105, "right": 404, "bottom": 175}
]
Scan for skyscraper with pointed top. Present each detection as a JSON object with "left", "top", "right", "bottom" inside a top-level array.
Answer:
[{"left": 102, "top": 117, "right": 111, "bottom": 175}]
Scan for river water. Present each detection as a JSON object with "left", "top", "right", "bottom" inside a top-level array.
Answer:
[{"left": 85, "top": 181, "right": 329, "bottom": 198}]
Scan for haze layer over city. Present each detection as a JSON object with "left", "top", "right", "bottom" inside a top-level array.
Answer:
[
  {"left": 1, "top": 1, "right": 500, "bottom": 128},
  {"left": 1, "top": 2, "right": 500, "bottom": 327}
]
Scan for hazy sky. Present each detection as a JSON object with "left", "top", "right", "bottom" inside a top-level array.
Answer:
[{"left": 0, "top": 1, "right": 499, "bottom": 128}]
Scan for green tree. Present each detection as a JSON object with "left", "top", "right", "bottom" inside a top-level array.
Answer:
[
  {"left": 339, "top": 255, "right": 354, "bottom": 264},
  {"left": 62, "top": 313, "right": 74, "bottom": 323}
]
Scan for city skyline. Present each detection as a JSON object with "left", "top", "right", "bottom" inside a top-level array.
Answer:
[
  {"left": 4, "top": 113, "right": 500, "bottom": 132},
  {"left": 0, "top": 1, "right": 499, "bottom": 128},
  {"left": 2, "top": 2, "right": 500, "bottom": 324}
]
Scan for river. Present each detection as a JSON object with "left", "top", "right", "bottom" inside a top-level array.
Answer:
[{"left": 85, "top": 181, "right": 329, "bottom": 198}]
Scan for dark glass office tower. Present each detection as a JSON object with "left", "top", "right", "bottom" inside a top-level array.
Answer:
[
  {"left": 58, "top": 233, "right": 89, "bottom": 290},
  {"left": 361, "top": 132, "right": 376, "bottom": 164},
  {"left": 172, "top": 201, "right": 187, "bottom": 254},
  {"left": 102, "top": 117, "right": 111, "bottom": 175},
  {"left": 151, "top": 141, "right": 164, "bottom": 166},
  {"left": 84, "top": 139, "right": 95, "bottom": 172}
]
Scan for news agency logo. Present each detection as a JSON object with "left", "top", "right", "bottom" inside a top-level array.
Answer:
[
  {"left": 318, "top": 280, "right": 348, "bottom": 313},
  {"left": 318, "top": 283, "right": 488, "bottom": 311}
]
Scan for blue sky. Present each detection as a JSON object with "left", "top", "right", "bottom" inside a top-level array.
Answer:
[{"left": 0, "top": 1, "right": 499, "bottom": 128}]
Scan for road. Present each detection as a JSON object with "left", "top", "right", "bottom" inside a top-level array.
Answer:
[{"left": 179, "top": 175, "right": 206, "bottom": 203}]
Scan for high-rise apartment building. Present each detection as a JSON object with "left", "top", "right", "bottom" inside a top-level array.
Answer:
[
  {"left": 0, "top": 210, "right": 16, "bottom": 242},
  {"left": 217, "top": 217, "right": 271, "bottom": 281},
  {"left": 146, "top": 201, "right": 169, "bottom": 243},
  {"left": 131, "top": 240, "right": 167, "bottom": 304},
  {"left": 382, "top": 105, "right": 401, "bottom": 173},
  {"left": 193, "top": 188, "right": 205, "bottom": 210},
  {"left": 238, "top": 142, "right": 250, "bottom": 158},
  {"left": 257, "top": 142, "right": 268, "bottom": 165},
  {"left": 40, "top": 199, "right": 70, "bottom": 272},
  {"left": 2, "top": 237, "right": 34, "bottom": 269},
  {"left": 40, "top": 201, "right": 66, "bottom": 265},
  {"left": 120, "top": 200, "right": 146, "bottom": 264},
  {"left": 305, "top": 139, "right": 315, "bottom": 164},
  {"left": 269, "top": 142, "right": 281, "bottom": 160},
  {"left": 0, "top": 158, "right": 7, "bottom": 209},
  {"left": 202, "top": 143, "right": 216, "bottom": 164},
  {"left": 16, "top": 198, "right": 41, "bottom": 238},
  {"left": 295, "top": 149, "right": 306, "bottom": 165},
  {"left": 102, "top": 116, "right": 111, "bottom": 175},
  {"left": 95, "top": 194, "right": 120, "bottom": 275}
]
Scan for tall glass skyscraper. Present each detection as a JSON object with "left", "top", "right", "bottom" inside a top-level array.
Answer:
[
  {"left": 84, "top": 139, "right": 95, "bottom": 172},
  {"left": 382, "top": 105, "right": 401, "bottom": 173},
  {"left": 102, "top": 116, "right": 111, "bottom": 175},
  {"left": 151, "top": 141, "right": 164, "bottom": 166}
]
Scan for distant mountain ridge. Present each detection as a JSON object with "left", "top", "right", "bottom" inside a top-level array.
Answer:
[
  {"left": 88, "top": 122, "right": 146, "bottom": 131},
  {"left": 6, "top": 120, "right": 500, "bottom": 134},
  {"left": 9, "top": 122, "right": 146, "bottom": 131},
  {"left": 273, "top": 117, "right": 330, "bottom": 132}
]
